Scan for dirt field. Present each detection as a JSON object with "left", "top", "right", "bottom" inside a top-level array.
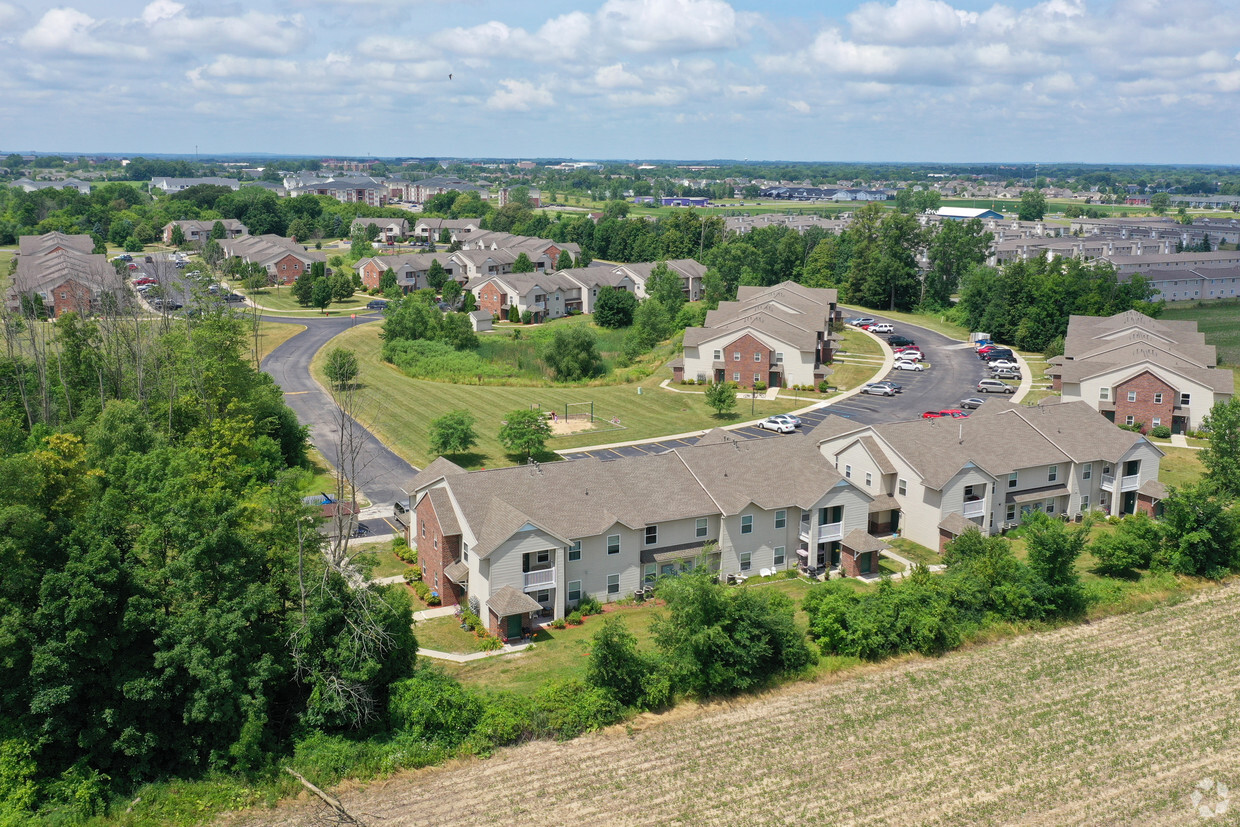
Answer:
[{"left": 232, "top": 584, "right": 1240, "bottom": 826}]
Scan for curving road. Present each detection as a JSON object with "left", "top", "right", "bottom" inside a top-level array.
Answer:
[{"left": 261, "top": 312, "right": 417, "bottom": 517}]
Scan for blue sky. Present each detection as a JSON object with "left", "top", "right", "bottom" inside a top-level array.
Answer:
[{"left": 2, "top": 0, "right": 1239, "bottom": 163}]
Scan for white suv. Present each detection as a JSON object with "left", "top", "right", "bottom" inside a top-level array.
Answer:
[{"left": 869, "top": 323, "right": 894, "bottom": 334}]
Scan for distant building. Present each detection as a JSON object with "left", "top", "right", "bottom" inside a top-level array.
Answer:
[
  {"left": 150, "top": 177, "right": 241, "bottom": 193},
  {"left": 935, "top": 207, "right": 1004, "bottom": 220},
  {"left": 661, "top": 197, "right": 709, "bottom": 207}
]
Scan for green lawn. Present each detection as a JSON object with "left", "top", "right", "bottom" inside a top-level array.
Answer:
[
  {"left": 255, "top": 321, "right": 305, "bottom": 362},
  {"left": 838, "top": 328, "right": 883, "bottom": 358},
  {"left": 242, "top": 286, "right": 375, "bottom": 314},
  {"left": 1158, "top": 447, "right": 1205, "bottom": 489},
  {"left": 416, "top": 616, "right": 489, "bottom": 654},
  {"left": 310, "top": 322, "right": 806, "bottom": 469},
  {"left": 839, "top": 304, "right": 970, "bottom": 341},
  {"left": 358, "top": 548, "right": 414, "bottom": 580},
  {"left": 885, "top": 537, "right": 942, "bottom": 567},
  {"left": 1161, "top": 299, "right": 1240, "bottom": 366}
]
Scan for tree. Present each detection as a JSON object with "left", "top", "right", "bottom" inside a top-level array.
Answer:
[
  {"left": 925, "top": 219, "right": 993, "bottom": 307},
  {"left": 1023, "top": 510, "right": 1088, "bottom": 616},
  {"left": 556, "top": 250, "right": 574, "bottom": 270},
  {"left": 512, "top": 253, "right": 535, "bottom": 273},
  {"left": 287, "top": 216, "right": 314, "bottom": 243},
  {"left": 704, "top": 381, "right": 737, "bottom": 417},
  {"left": 330, "top": 273, "right": 355, "bottom": 302},
  {"left": 428, "top": 410, "right": 478, "bottom": 455},
  {"left": 1090, "top": 513, "right": 1159, "bottom": 576},
  {"left": 441, "top": 279, "right": 462, "bottom": 307},
  {"left": 498, "top": 408, "right": 552, "bottom": 457},
  {"left": 1156, "top": 483, "right": 1240, "bottom": 578},
  {"left": 202, "top": 237, "right": 223, "bottom": 270},
  {"left": 461, "top": 291, "right": 477, "bottom": 312},
  {"left": 593, "top": 287, "right": 638, "bottom": 328},
  {"left": 586, "top": 618, "right": 655, "bottom": 708},
  {"left": 324, "top": 347, "right": 358, "bottom": 389},
  {"left": 379, "top": 268, "right": 398, "bottom": 294},
  {"left": 350, "top": 230, "right": 374, "bottom": 259},
  {"left": 170, "top": 223, "right": 186, "bottom": 248},
  {"left": 1017, "top": 190, "right": 1048, "bottom": 221},
  {"left": 1200, "top": 397, "right": 1240, "bottom": 499},
  {"left": 291, "top": 273, "right": 315, "bottom": 307},
  {"left": 543, "top": 326, "right": 603, "bottom": 381},
  {"left": 1150, "top": 192, "right": 1171, "bottom": 215},
  {"left": 645, "top": 261, "right": 685, "bottom": 315},
  {"left": 210, "top": 220, "right": 227, "bottom": 240},
  {"left": 426, "top": 259, "right": 448, "bottom": 290},
  {"left": 311, "top": 277, "right": 333, "bottom": 312}
]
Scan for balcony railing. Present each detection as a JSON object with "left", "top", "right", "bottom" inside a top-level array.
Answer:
[
  {"left": 1120, "top": 473, "right": 1141, "bottom": 492},
  {"left": 523, "top": 568, "right": 555, "bottom": 591},
  {"left": 962, "top": 500, "right": 986, "bottom": 518},
  {"left": 799, "top": 521, "right": 843, "bottom": 542},
  {"left": 1101, "top": 473, "right": 1115, "bottom": 490}
]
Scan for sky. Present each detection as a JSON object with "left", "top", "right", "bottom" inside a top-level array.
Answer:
[{"left": 2, "top": 0, "right": 1240, "bottom": 164}]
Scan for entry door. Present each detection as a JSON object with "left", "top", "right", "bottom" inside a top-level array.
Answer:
[{"left": 506, "top": 614, "right": 523, "bottom": 638}]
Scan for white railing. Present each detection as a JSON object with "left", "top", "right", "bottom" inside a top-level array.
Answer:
[
  {"left": 1101, "top": 473, "right": 1116, "bottom": 489},
  {"left": 1120, "top": 474, "right": 1141, "bottom": 492},
  {"left": 800, "top": 521, "right": 844, "bottom": 542},
  {"left": 523, "top": 569, "right": 555, "bottom": 591},
  {"left": 962, "top": 500, "right": 986, "bottom": 518}
]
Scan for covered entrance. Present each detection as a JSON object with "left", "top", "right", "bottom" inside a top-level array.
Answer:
[{"left": 487, "top": 585, "right": 544, "bottom": 642}]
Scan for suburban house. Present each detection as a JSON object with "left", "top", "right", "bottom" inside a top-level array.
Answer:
[
  {"left": 610, "top": 259, "right": 706, "bottom": 301},
  {"left": 288, "top": 177, "right": 388, "bottom": 207},
  {"left": 675, "top": 281, "right": 840, "bottom": 389},
  {"left": 12, "top": 177, "right": 92, "bottom": 194},
  {"left": 355, "top": 253, "right": 457, "bottom": 292},
  {"left": 498, "top": 187, "right": 542, "bottom": 207},
  {"left": 8, "top": 232, "right": 120, "bottom": 317},
  {"left": 350, "top": 216, "right": 410, "bottom": 244},
  {"left": 412, "top": 218, "right": 482, "bottom": 243},
  {"left": 815, "top": 400, "right": 1166, "bottom": 553},
  {"left": 161, "top": 219, "right": 248, "bottom": 245},
  {"left": 1126, "top": 265, "right": 1240, "bottom": 303},
  {"left": 457, "top": 231, "right": 580, "bottom": 267},
  {"left": 1046, "top": 310, "right": 1233, "bottom": 434},
  {"left": 150, "top": 177, "right": 241, "bottom": 193},
  {"left": 217, "top": 235, "right": 326, "bottom": 285},
  {"left": 406, "top": 431, "right": 879, "bottom": 637}
]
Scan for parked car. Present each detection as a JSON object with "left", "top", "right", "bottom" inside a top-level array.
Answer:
[
  {"left": 366, "top": 299, "right": 388, "bottom": 310},
  {"left": 888, "top": 335, "right": 916, "bottom": 347},
  {"left": 869, "top": 380, "right": 903, "bottom": 394},
  {"left": 116, "top": 254, "right": 133, "bottom": 262},
  {"left": 893, "top": 348, "right": 924, "bottom": 361},
  {"left": 860, "top": 382, "right": 898, "bottom": 396},
  {"left": 921, "top": 410, "right": 946, "bottom": 419},
  {"left": 132, "top": 276, "right": 157, "bottom": 285},
  {"left": 977, "top": 378, "right": 1016, "bottom": 394},
  {"left": 892, "top": 360, "right": 925, "bottom": 371},
  {"left": 937, "top": 409, "right": 969, "bottom": 418},
  {"left": 973, "top": 339, "right": 992, "bottom": 349},
  {"left": 992, "top": 369, "right": 1022, "bottom": 380},
  {"left": 982, "top": 351, "right": 1015, "bottom": 363},
  {"left": 988, "top": 359, "right": 1018, "bottom": 370},
  {"left": 960, "top": 397, "right": 986, "bottom": 409},
  {"left": 175, "top": 260, "right": 187, "bottom": 269},
  {"left": 144, "top": 255, "right": 154, "bottom": 263},
  {"left": 757, "top": 416, "right": 796, "bottom": 433},
  {"left": 127, "top": 263, "right": 138, "bottom": 271},
  {"left": 848, "top": 317, "right": 876, "bottom": 327},
  {"left": 767, "top": 413, "right": 801, "bottom": 429},
  {"left": 224, "top": 293, "right": 245, "bottom": 303},
  {"left": 869, "top": 322, "right": 894, "bottom": 334}
]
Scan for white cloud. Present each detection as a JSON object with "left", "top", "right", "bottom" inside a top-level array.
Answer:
[
  {"left": 20, "top": 7, "right": 124, "bottom": 57},
  {"left": 848, "top": 0, "right": 976, "bottom": 45},
  {"left": 141, "top": 0, "right": 181, "bottom": 26},
  {"left": 487, "top": 78, "right": 554, "bottom": 111},
  {"left": 435, "top": 21, "right": 530, "bottom": 58},
  {"left": 598, "top": 0, "right": 747, "bottom": 52},
  {"left": 145, "top": 6, "right": 309, "bottom": 56},
  {"left": 594, "top": 63, "right": 642, "bottom": 89},
  {"left": 786, "top": 99, "right": 810, "bottom": 114},
  {"left": 0, "top": 2, "right": 27, "bottom": 29}
]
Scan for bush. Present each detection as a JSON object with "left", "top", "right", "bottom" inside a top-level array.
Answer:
[
  {"left": 521, "top": 310, "right": 533, "bottom": 325},
  {"left": 388, "top": 667, "right": 483, "bottom": 747},
  {"left": 1151, "top": 425, "right": 1172, "bottom": 439},
  {"left": 531, "top": 680, "right": 623, "bottom": 740},
  {"left": 410, "top": 580, "right": 430, "bottom": 599},
  {"left": 566, "top": 610, "right": 584, "bottom": 625},
  {"left": 1117, "top": 422, "right": 1145, "bottom": 433},
  {"left": 392, "top": 536, "right": 416, "bottom": 564},
  {"left": 427, "top": 593, "right": 442, "bottom": 606},
  {"left": 817, "top": 380, "right": 831, "bottom": 392},
  {"left": 577, "top": 595, "right": 603, "bottom": 616},
  {"left": 550, "top": 618, "right": 567, "bottom": 630},
  {"left": 462, "top": 692, "right": 538, "bottom": 755},
  {"left": 586, "top": 617, "right": 656, "bottom": 708}
]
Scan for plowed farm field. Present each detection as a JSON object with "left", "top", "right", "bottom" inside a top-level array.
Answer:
[{"left": 233, "top": 584, "right": 1240, "bottom": 826}]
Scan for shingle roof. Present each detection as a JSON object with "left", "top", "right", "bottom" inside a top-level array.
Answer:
[
  {"left": 938, "top": 512, "right": 980, "bottom": 536},
  {"left": 487, "top": 585, "right": 543, "bottom": 617},
  {"left": 427, "top": 487, "right": 461, "bottom": 535},
  {"left": 18, "top": 231, "right": 93, "bottom": 257},
  {"left": 858, "top": 436, "right": 897, "bottom": 475},
  {"left": 1138, "top": 479, "right": 1168, "bottom": 499},
  {"left": 841, "top": 528, "right": 889, "bottom": 554},
  {"left": 1007, "top": 484, "right": 1070, "bottom": 504},
  {"left": 444, "top": 561, "right": 469, "bottom": 583}
]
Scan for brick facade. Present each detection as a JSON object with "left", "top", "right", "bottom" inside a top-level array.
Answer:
[
  {"left": 1114, "top": 371, "right": 1177, "bottom": 433},
  {"left": 413, "top": 494, "right": 463, "bottom": 608},
  {"left": 719, "top": 333, "right": 779, "bottom": 389},
  {"left": 51, "top": 279, "right": 94, "bottom": 318},
  {"left": 839, "top": 546, "right": 876, "bottom": 577},
  {"left": 359, "top": 259, "right": 385, "bottom": 290},
  {"left": 478, "top": 282, "right": 507, "bottom": 318},
  {"left": 1052, "top": 374, "right": 1062, "bottom": 392},
  {"left": 272, "top": 253, "right": 308, "bottom": 286}
]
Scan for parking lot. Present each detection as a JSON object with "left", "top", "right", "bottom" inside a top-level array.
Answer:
[
  {"left": 562, "top": 312, "right": 1011, "bottom": 461},
  {"left": 123, "top": 254, "right": 246, "bottom": 314}
]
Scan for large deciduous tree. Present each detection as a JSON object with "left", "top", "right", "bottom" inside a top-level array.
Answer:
[
  {"left": 542, "top": 326, "right": 603, "bottom": 381},
  {"left": 428, "top": 410, "right": 478, "bottom": 456},
  {"left": 1017, "top": 189, "right": 1048, "bottom": 221},
  {"left": 498, "top": 408, "right": 552, "bottom": 457}
]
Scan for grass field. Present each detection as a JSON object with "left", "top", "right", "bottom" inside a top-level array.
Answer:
[
  {"left": 1159, "top": 447, "right": 1206, "bottom": 489},
  {"left": 241, "top": 286, "right": 374, "bottom": 314},
  {"left": 242, "top": 581, "right": 1240, "bottom": 827},
  {"left": 309, "top": 322, "right": 807, "bottom": 469},
  {"left": 1161, "top": 299, "right": 1240, "bottom": 366}
]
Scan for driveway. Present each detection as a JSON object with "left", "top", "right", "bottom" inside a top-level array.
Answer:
[
  {"left": 261, "top": 312, "right": 418, "bottom": 532},
  {"left": 562, "top": 312, "right": 998, "bottom": 461}
]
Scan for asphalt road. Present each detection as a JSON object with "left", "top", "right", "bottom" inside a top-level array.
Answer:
[
  {"left": 260, "top": 312, "right": 418, "bottom": 532},
  {"left": 562, "top": 312, "right": 1003, "bottom": 461}
]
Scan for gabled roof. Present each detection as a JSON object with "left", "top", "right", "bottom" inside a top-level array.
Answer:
[
  {"left": 487, "top": 585, "right": 543, "bottom": 617},
  {"left": 18, "top": 231, "right": 94, "bottom": 257},
  {"left": 841, "top": 529, "right": 889, "bottom": 554},
  {"left": 683, "top": 309, "right": 817, "bottom": 351}
]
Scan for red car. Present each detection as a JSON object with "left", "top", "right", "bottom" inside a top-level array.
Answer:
[
  {"left": 132, "top": 276, "right": 157, "bottom": 286},
  {"left": 127, "top": 263, "right": 139, "bottom": 270},
  {"left": 923, "top": 409, "right": 969, "bottom": 419},
  {"left": 921, "top": 411, "right": 946, "bottom": 419}
]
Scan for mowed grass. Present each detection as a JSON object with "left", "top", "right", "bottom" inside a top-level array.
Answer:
[
  {"left": 1159, "top": 446, "right": 1206, "bottom": 489},
  {"left": 310, "top": 322, "right": 806, "bottom": 469},
  {"left": 1161, "top": 298, "right": 1240, "bottom": 366},
  {"left": 245, "top": 581, "right": 1240, "bottom": 827},
  {"left": 254, "top": 321, "right": 305, "bottom": 363},
  {"left": 242, "top": 285, "right": 374, "bottom": 314}
]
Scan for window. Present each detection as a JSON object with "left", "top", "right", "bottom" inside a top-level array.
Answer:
[
  {"left": 607, "top": 574, "right": 620, "bottom": 595},
  {"left": 535, "top": 590, "right": 550, "bottom": 604},
  {"left": 733, "top": 351, "right": 741, "bottom": 361},
  {"left": 1080, "top": 495, "right": 1090, "bottom": 513},
  {"left": 1099, "top": 387, "right": 1110, "bottom": 401},
  {"left": 645, "top": 525, "right": 658, "bottom": 545},
  {"left": 1125, "top": 415, "right": 1135, "bottom": 426},
  {"left": 898, "top": 478, "right": 907, "bottom": 496},
  {"left": 643, "top": 564, "right": 657, "bottom": 583},
  {"left": 741, "top": 515, "right": 753, "bottom": 534},
  {"left": 433, "top": 538, "right": 438, "bottom": 549},
  {"left": 774, "top": 510, "right": 786, "bottom": 529},
  {"left": 1154, "top": 392, "right": 1164, "bottom": 404},
  {"left": 1180, "top": 392, "right": 1191, "bottom": 407},
  {"left": 739, "top": 551, "right": 752, "bottom": 571},
  {"left": 1048, "top": 465, "right": 1058, "bottom": 482},
  {"left": 820, "top": 505, "right": 843, "bottom": 524},
  {"left": 1082, "top": 463, "right": 1092, "bottom": 480},
  {"left": 1045, "top": 499, "right": 1055, "bottom": 514},
  {"left": 1152, "top": 417, "right": 1161, "bottom": 427},
  {"left": 568, "top": 540, "right": 581, "bottom": 562},
  {"left": 733, "top": 372, "right": 740, "bottom": 382},
  {"left": 536, "top": 549, "right": 550, "bottom": 565},
  {"left": 1127, "top": 391, "right": 1137, "bottom": 402},
  {"left": 754, "top": 352, "right": 762, "bottom": 362},
  {"left": 421, "top": 521, "right": 426, "bottom": 537},
  {"left": 844, "top": 464, "right": 852, "bottom": 479},
  {"left": 568, "top": 580, "right": 581, "bottom": 602},
  {"left": 774, "top": 546, "right": 785, "bottom": 566},
  {"left": 607, "top": 534, "right": 620, "bottom": 555},
  {"left": 1008, "top": 472, "right": 1018, "bottom": 489},
  {"left": 751, "top": 373, "right": 759, "bottom": 384},
  {"left": 713, "top": 349, "right": 722, "bottom": 361},
  {"left": 696, "top": 517, "right": 708, "bottom": 538},
  {"left": 775, "top": 352, "right": 784, "bottom": 364},
  {"left": 462, "top": 550, "right": 469, "bottom": 563},
  {"left": 865, "top": 472, "right": 873, "bottom": 487},
  {"left": 1006, "top": 503, "right": 1017, "bottom": 522}
]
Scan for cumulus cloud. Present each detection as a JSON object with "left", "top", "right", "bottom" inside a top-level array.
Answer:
[
  {"left": 487, "top": 78, "right": 554, "bottom": 111},
  {"left": 848, "top": 0, "right": 976, "bottom": 45},
  {"left": 599, "top": 0, "right": 747, "bottom": 52},
  {"left": 786, "top": 99, "right": 810, "bottom": 114},
  {"left": 594, "top": 63, "right": 642, "bottom": 88},
  {"left": 143, "top": 3, "right": 309, "bottom": 55},
  {"left": 0, "top": 1, "right": 27, "bottom": 29},
  {"left": 20, "top": 7, "right": 126, "bottom": 57}
]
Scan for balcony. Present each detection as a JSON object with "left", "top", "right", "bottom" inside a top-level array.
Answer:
[
  {"left": 1101, "top": 473, "right": 1140, "bottom": 492},
  {"left": 962, "top": 500, "right": 986, "bottom": 518},
  {"left": 799, "top": 521, "right": 843, "bottom": 543},
  {"left": 523, "top": 568, "right": 556, "bottom": 592}
]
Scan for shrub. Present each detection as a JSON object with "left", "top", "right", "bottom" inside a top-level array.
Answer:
[
  {"left": 427, "top": 593, "right": 442, "bottom": 606},
  {"left": 1151, "top": 425, "right": 1172, "bottom": 439},
  {"left": 817, "top": 380, "right": 831, "bottom": 392},
  {"left": 521, "top": 309, "right": 533, "bottom": 325},
  {"left": 531, "top": 680, "right": 623, "bottom": 740},
  {"left": 566, "top": 610, "right": 584, "bottom": 625},
  {"left": 479, "top": 636, "right": 503, "bottom": 651},
  {"left": 410, "top": 580, "right": 430, "bottom": 599},
  {"left": 462, "top": 692, "right": 538, "bottom": 755},
  {"left": 1117, "top": 422, "right": 1145, "bottom": 433},
  {"left": 550, "top": 618, "right": 567, "bottom": 630},
  {"left": 577, "top": 595, "right": 603, "bottom": 616},
  {"left": 388, "top": 667, "right": 483, "bottom": 747},
  {"left": 586, "top": 617, "right": 656, "bottom": 708}
]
